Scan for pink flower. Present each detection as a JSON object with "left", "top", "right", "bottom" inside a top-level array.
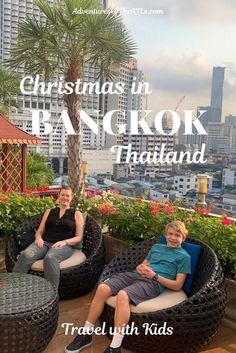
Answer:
[
  {"left": 98, "top": 206, "right": 117, "bottom": 215},
  {"left": 187, "top": 214, "right": 194, "bottom": 221},
  {"left": 149, "top": 204, "right": 160, "bottom": 216},
  {"left": 110, "top": 207, "right": 118, "bottom": 215},
  {"left": 98, "top": 203, "right": 117, "bottom": 216},
  {"left": 195, "top": 207, "right": 210, "bottom": 216},
  {"left": 222, "top": 216, "right": 233, "bottom": 226},
  {"left": 135, "top": 198, "right": 143, "bottom": 203},
  {"left": 85, "top": 190, "right": 94, "bottom": 198},
  {"left": 165, "top": 204, "right": 173, "bottom": 214}
]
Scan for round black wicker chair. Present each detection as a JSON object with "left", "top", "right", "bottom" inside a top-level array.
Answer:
[
  {"left": 5, "top": 214, "right": 105, "bottom": 300},
  {"left": 99, "top": 237, "right": 226, "bottom": 353}
]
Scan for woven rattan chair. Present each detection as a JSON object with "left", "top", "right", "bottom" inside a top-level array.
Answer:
[
  {"left": 0, "top": 273, "right": 58, "bottom": 353},
  {"left": 99, "top": 237, "right": 226, "bottom": 353},
  {"left": 5, "top": 214, "right": 105, "bottom": 299}
]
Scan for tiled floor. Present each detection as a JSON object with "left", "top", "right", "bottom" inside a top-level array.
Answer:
[{"left": 44, "top": 291, "right": 236, "bottom": 353}]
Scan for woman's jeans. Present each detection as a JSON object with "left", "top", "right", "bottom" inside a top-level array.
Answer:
[{"left": 13, "top": 242, "right": 73, "bottom": 289}]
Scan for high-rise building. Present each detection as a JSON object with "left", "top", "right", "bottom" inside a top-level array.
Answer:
[
  {"left": 104, "top": 57, "right": 144, "bottom": 148},
  {"left": 0, "top": 0, "right": 5, "bottom": 60},
  {"left": 209, "top": 66, "right": 225, "bottom": 123},
  {"left": 0, "top": 0, "right": 105, "bottom": 174},
  {"left": 121, "top": 125, "right": 174, "bottom": 176},
  {"left": 222, "top": 166, "right": 236, "bottom": 187},
  {"left": 179, "top": 66, "right": 225, "bottom": 148},
  {"left": 178, "top": 105, "right": 208, "bottom": 146},
  {"left": 1, "top": 0, "right": 48, "bottom": 62},
  {"left": 205, "top": 122, "right": 229, "bottom": 153},
  {"left": 224, "top": 115, "right": 236, "bottom": 154}
]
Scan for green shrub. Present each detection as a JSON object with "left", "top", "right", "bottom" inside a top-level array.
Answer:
[{"left": 0, "top": 193, "right": 54, "bottom": 237}]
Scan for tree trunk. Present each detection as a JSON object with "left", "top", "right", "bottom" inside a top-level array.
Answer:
[
  {"left": 64, "top": 65, "right": 83, "bottom": 194},
  {"left": 67, "top": 134, "right": 83, "bottom": 194}
]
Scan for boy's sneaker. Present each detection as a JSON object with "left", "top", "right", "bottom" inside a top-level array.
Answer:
[
  {"left": 65, "top": 333, "right": 92, "bottom": 353},
  {"left": 103, "top": 346, "right": 121, "bottom": 353}
]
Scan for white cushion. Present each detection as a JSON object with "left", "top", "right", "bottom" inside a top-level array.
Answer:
[
  {"left": 106, "top": 289, "right": 187, "bottom": 313},
  {"left": 31, "top": 249, "right": 87, "bottom": 271}
]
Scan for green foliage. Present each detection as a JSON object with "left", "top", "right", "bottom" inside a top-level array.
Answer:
[
  {"left": 9, "top": 0, "right": 136, "bottom": 81},
  {"left": 0, "top": 62, "right": 20, "bottom": 117},
  {"left": 27, "top": 151, "right": 54, "bottom": 188},
  {"left": 0, "top": 193, "right": 54, "bottom": 237},
  {"left": 75, "top": 192, "right": 236, "bottom": 278},
  {"left": 184, "top": 214, "right": 236, "bottom": 278}
]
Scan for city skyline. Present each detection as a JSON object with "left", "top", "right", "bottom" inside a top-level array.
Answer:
[
  {"left": 109, "top": 0, "right": 236, "bottom": 120},
  {"left": 0, "top": 0, "right": 145, "bottom": 175}
]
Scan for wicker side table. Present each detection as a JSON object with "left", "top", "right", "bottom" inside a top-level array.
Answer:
[{"left": 0, "top": 273, "right": 59, "bottom": 353}]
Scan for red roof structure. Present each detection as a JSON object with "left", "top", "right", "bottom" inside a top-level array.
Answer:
[
  {"left": 0, "top": 114, "right": 41, "bottom": 145},
  {"left": 0, "top": 113, "right": 41, "bottom": 193}
]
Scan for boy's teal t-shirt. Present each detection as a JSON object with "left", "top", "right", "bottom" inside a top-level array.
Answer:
[{"left": 146, "top": 243, "right": 191, "bottom": 292}]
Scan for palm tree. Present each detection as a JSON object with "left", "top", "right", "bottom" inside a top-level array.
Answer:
[
  {"left": 27, "top": 151, "right": 54, "bottom": 189},
  {"left": 0, "top": 62, "right": 20, "bottom": 117},
  {"left": 9, "top": 0, "right": 136, "bottom": 193}
]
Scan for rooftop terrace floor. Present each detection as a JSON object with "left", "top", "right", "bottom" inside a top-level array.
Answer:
[{"left": 44, "top": 290, "right": 236, "bottom": 353}]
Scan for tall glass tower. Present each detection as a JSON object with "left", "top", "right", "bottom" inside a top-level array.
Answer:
[{"left": 209, "top": 66, "right": 225, "bottom": 123}]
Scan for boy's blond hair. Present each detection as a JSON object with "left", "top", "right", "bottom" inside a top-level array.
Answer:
[{"left": 166, "top": 221, "right": 188, "bottom": 239}]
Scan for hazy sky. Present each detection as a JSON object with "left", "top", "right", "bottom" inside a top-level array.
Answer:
[{"left": 108, "top": 0, "right": 236, "bottom": 120}]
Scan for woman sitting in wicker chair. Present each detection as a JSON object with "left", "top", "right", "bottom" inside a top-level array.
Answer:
[
  {"left": 13, "top": 186, "right": 84, "bottom": 289},
  {"left": 65, "top": 221, "right": 191, "bottom": 353}
]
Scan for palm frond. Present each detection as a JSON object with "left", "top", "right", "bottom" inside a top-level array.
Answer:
[
  {"left": 0, "top": 63, "right": 20, "bottom": 114},
  {"left": 9, "top": 0, "right": 137, "bottom": 81},
  {"left": 35, "top": 0, "right": 58, "bottom": 24}
]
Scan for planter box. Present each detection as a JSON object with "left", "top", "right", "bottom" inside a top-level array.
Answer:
[
  {"left": 103, "top": 233, "right": 129, "bottom": 264},
  {"left": 224, "top": 278, "right": 236, "bottom": 328},
  {"left": 224, "top": 278, "right": 236, "bottom": 329},
  {"left": 0, "top": 238, "right": 6, "bottom": 272},
  {"left": 226, "top": 278, "right": 236, "bottom": 302}
]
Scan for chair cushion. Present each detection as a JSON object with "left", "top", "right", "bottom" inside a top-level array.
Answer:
[
  {"left": 72, "top": 211, "right": 87, "bottom": 250},
  {"left": 159, "top": 236, "right": 201, "bottom": 295},
  {"left": 31, "top": 249, "right": 87, "bottom": 271},
  {"left": 106, "top": 289, "right": 187, "bottom": 313}
]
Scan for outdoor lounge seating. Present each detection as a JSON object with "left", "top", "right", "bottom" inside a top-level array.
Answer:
[
  {"left": 99, "top": 237, "right": 227, "bottom": 353},
  {"left": 5, "top": 214, "right": 105, "bottom": 299}
]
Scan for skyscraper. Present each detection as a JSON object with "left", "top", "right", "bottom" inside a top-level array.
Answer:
[
  {"left": 178, "top": 66, "right": 225, "bottom": 147},
  {"left": 104, "top": 57, "right": 144, "bottom": 148},
  {"left": 209, "top": 66, "right": 225, "bottom": 123},
  {"left": 0, "top": 0, "right": 104, "bottom": 174}
]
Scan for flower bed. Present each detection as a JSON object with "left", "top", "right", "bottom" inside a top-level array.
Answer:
[
  {"left": 1, "top": 190, "right": 235, "bottom": 279},
  {"left": 76, "top": 191, "right": 236, "bottom": 279}
]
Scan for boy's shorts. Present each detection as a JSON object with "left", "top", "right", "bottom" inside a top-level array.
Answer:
[{"left": 103, "top": 271, "right": 161, "bottom": 305}]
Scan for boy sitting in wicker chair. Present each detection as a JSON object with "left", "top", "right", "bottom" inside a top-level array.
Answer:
[{"left": 65, "top": 220, "right": 191, "bottom": 353}]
